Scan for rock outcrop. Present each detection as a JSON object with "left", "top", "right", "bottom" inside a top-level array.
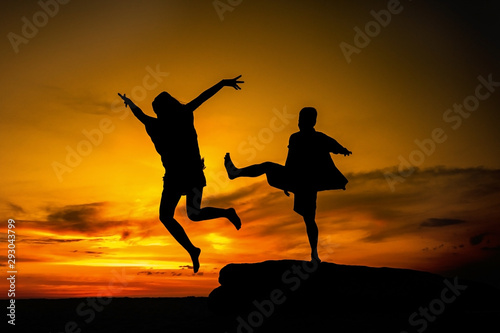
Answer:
[{"left": 209, "top": 260, "right": 499, "bottom": 332}]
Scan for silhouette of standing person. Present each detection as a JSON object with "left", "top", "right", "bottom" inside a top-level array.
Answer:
[
  {"left": 224, "top": 107, "right": 351, "bottom": 262},
  {"left": 118, "top": 75, "right": 244, "bottom": 273}
]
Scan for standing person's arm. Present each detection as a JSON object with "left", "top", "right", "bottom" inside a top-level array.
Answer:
[
  {"left": 324, "top": 134, "right": 351, "bottom": 156},
  {"left": 185, "top": 75, "right": 244, "bottom": 112}
]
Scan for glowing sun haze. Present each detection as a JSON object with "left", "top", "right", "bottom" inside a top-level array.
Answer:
[{"left": 1, "top": 0, "right": 499, "bottom": 298}]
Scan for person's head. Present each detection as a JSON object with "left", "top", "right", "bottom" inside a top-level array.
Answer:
[
  {"left": 298, "top": 107, "right": 317, "bottom": 131},
  {"left": 152, "top": 91, "right": 183, "bottom": 117}
]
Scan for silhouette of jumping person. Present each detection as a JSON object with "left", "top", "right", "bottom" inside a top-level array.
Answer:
[
  {"left": 224, "top": 107, "right": 351, "bottom": 262},
  {"left": 118, "top": 75, "right": 244, "bottom": 273}
]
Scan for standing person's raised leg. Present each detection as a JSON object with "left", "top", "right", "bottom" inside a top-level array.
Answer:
[
  {"left": 224, "top": 153, "right": 280, "bottom": 179},
  {"left": 186, "top": 187, "right": 241, "bottom": 230},
  {"left": 159, "top": 187, "right": 201, "bottom": 273}
]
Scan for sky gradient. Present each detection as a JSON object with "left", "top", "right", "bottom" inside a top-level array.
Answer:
[{"left": 1, "top": 0, "right": 499, "bottom": 298}]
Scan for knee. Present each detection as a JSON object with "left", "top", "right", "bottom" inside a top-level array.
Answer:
[
  {"left": 160, "top": 217, "right": 174, "bottom": 228},
  {"left": 261, "top": 162, "right": 278, "bottom": 171},
  {"left": 303, "top": 216, "right": 317, "bottom": 228},
  {"left": 187, "top": 207, "right": 202, "bottom": 221},
  {"left": 159, "top": 209, "right": 174, "bottom": 225}
]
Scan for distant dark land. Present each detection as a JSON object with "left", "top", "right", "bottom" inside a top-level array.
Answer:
[
  {"left": 11, "top": 260, "right": 500, "bottom": 333},
  {"left": 13, "top": 297, "right": 219, "bottom": 333}
]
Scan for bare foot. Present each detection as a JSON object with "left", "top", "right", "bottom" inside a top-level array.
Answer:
[
  {"left": 227, "top": 208, "right": 241, "bottom": 230},
  {"left": 311, "top": 252, "right": 321, "bottom": 263},
  {"left": 189, "top": 247, "right": 201, "bottom": 273},
  {"left": 224, "top": 153, "right": 239, "bottom": 180}
]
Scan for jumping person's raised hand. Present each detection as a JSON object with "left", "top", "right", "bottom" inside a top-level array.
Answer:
[
  {"left": 118, "top": 93, "right": 132, "bottom": 108},
  {"left": 222, "top": 75, "right": 244, "bottom": 90}
]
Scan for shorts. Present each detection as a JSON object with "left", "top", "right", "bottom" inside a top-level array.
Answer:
[
  {"left": 160, "top": 184, "right": 204, "bottom": 220},
  {"left": 265, "top": 164, "right": 317, "bottom": 217},
  {"left": 266, "top": 164, "right": 293, "bottom": 191},
  {"left": 163, "top": 169, "right": 206, "bottom": 196}
]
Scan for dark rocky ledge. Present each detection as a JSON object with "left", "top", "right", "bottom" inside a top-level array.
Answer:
[{"left": 209, "top": 260, "right": 500, "bottom": 333}]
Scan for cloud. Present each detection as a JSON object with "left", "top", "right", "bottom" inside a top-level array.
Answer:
[
  {"left": 136, "top": 269, "right": 201, "bottom": 277},
  {"left": 361, "top": 223, "right": 418, "bottom": 243},
  {"left": 137, "top": 270, "right": 180, "bottom": 276},
  {"left": 120, "top": 230, "right": 131, "bottom": 241},
  {"left": 7, "top": 202, "right": 24, "bottom": 214},
  {"left": 199, "top": 166, "right": 500, "bottom": 248},
  {"left": 14, "top": 166, "right": 500, "bottom": 278},
  {"left": 470, "top": 233, "right": 488, "bottom": 246},
  {"left": 71, "top": 250, "right": 104, "bottom": 256},
  {"left": 22, "top": 202, "right": 131, "bottom": 236},
  {"left": 46, "top": 202, "right": 106, "bottom": 230},
  {"left": 332, "top": 167, "right": 500, "bottom": 243},
  {"left": 421, "top": 218, "right": 466, "bottom": 227},
  {"left": 22, "top": 238, "right": 86, "bottom": 245},
  {"left": 482, "top": 245, "right": 500, "bottom": 251},
  {"left": 43, "top": 84, "right": 118, "bottom": 116},
  {"left": 0, "top": 256, "right": 45, "bottom": 263},
  {"left": 202, "top": 181, "right": 270, "bottom": 208},
  {"left": 421, "top": 244, "right": 445, "bottom": 252}
]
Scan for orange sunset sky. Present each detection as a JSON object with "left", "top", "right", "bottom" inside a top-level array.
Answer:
[{"left": 1, "top": 0, "right": 499, "bottom": 298}]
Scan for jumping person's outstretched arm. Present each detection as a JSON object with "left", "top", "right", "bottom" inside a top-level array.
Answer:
[
  {"left": 185, "top": 75, "right": 244, "bottom": 112},
  {"left": 118, "top": 93, "right": 155, "bottom": 125}
]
